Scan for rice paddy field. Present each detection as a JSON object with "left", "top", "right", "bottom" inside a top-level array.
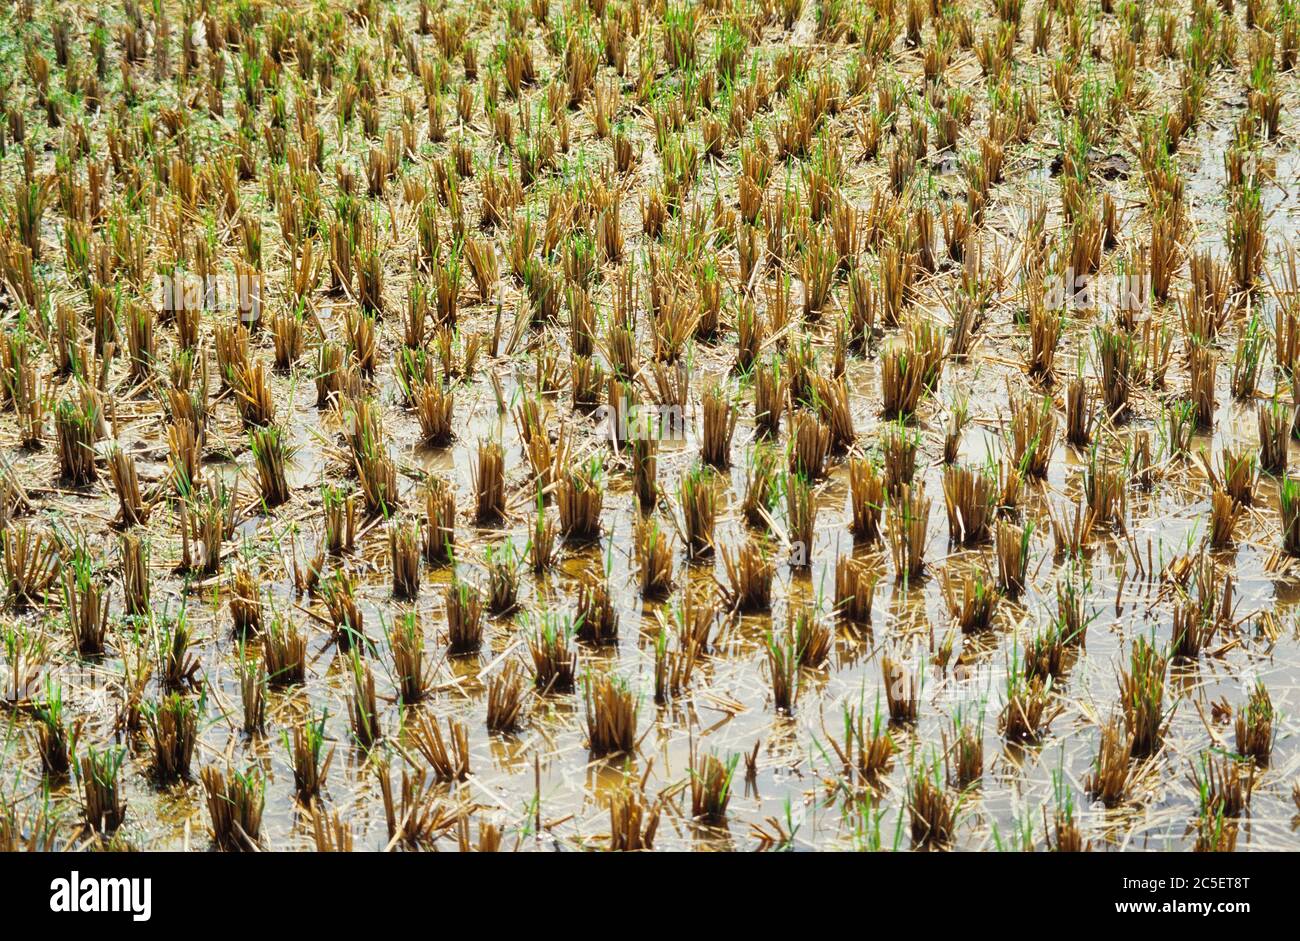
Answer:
[{"left": 0, "top": 0, "right": 1298, "bottom": 854}]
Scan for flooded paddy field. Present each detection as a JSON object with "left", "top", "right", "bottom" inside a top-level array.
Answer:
[{"left": 0, "top": 0, "right": 1297, "bottom": 852}]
